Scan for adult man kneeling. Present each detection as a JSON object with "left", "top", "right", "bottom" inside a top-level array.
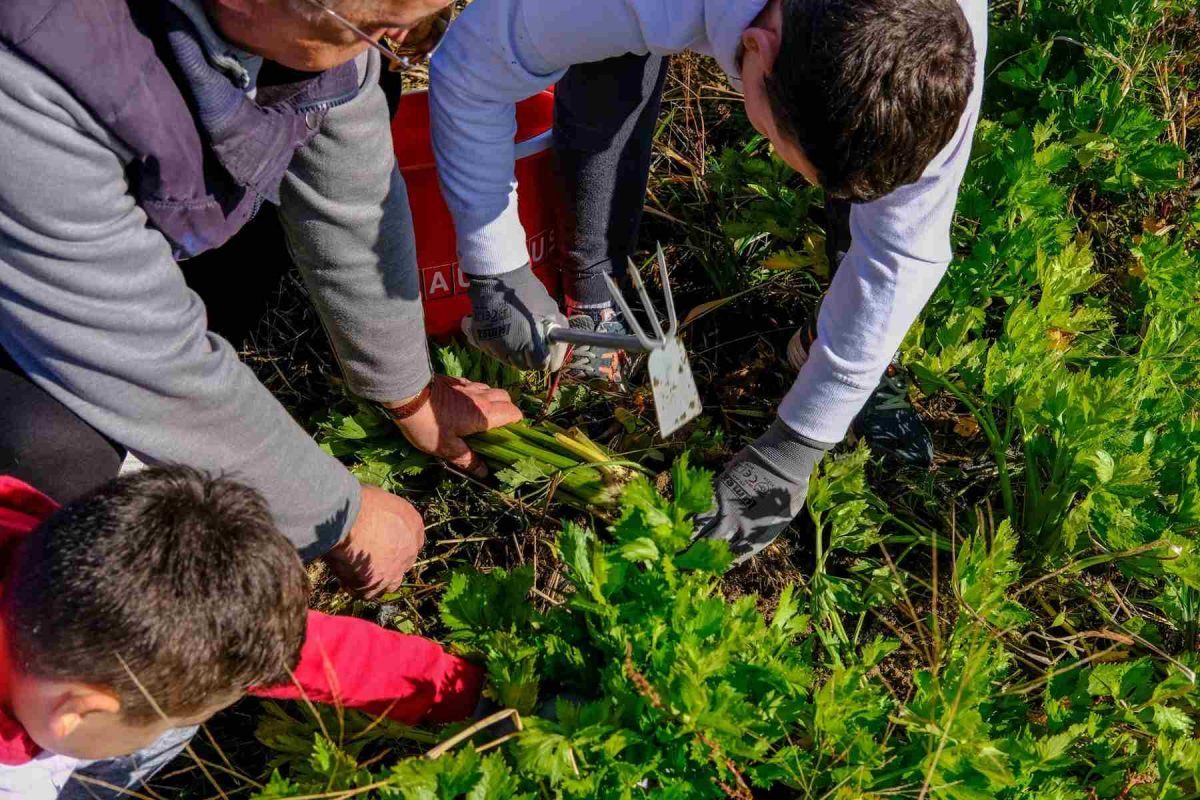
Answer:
[{"left": 0, "top": 0, "right": 521, "bottom": 597}]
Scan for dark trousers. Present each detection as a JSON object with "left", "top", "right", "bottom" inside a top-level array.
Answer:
[
  {"left": 552, "top": 53, "right": 853, "bottom": 307},
  {"left": 0, "top": 347, "right": 124, "bottom": 504},
  {"left": 553, "top": 53, "right": 669, "bottom": 308}
]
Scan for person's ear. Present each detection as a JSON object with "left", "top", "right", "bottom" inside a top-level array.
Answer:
[
  {"left": 740, "top": 26, "right": 781, "bottom": 75},
  {"left": 48, "top": 689, "right": 121, "bottom": 740}
]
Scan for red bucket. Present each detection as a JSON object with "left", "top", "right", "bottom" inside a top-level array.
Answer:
[{"left": 392, "top": 89, "right": 563, "bottom": 340}]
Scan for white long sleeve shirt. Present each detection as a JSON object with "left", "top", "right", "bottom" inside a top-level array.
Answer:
[{"left": 429, "top": 0, "right": 987, "bottom": 444}]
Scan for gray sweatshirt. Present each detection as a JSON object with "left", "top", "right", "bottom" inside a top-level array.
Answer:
[{"left": 0, "top": 7, "right": 432, "bottom": 558}]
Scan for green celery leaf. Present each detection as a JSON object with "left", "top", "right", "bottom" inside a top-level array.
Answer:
[
  {"left": 465, "top": 753, "right": 521, "bottom": 800},
  {"left": 621, "top": 537, "right": 660, "bottom": 563},
  {"left": 435, "top": 747, "right": 484, "bottom": 798},
  {"left": 672, "top": 452, "right": 715, "bottom": 516},
  {"left": 675, "top": 538, "right": 734, "bottom": 573},
  {"left": 513, "top": 725, "right": 576, "bottom": 786},
  {"left": 495, "top": 457, "right": 546, "bottom": 491}
]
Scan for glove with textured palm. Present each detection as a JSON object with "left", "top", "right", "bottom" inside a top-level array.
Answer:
[
  {"left": 462, "top": 264, "right": 569, "bottom": 371},
  {"left": 695, "top": 419, "right": 834, "bottom": 567}
]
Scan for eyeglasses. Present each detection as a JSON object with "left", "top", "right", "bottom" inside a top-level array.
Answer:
[{"left": 298, "top": 0, "right": 451, "bottom": 71}]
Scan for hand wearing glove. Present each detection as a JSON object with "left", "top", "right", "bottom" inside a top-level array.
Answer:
[
  {"left": 462, "top": 264, "right": 570, "bottom": 371},
  {"left": 695, "top": 419, "right": 835, "bottom": 567}
]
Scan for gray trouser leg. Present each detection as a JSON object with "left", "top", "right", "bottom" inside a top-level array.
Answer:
[
  {"left": 553, "top": 53, "right": 669, "bottom": 309},
  {"left": 59, "top": 725, "right": 198, "bottom": 799}
]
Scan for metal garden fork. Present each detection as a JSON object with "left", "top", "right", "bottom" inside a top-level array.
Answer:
[{"left": 541, "top": 243, "right": 702, "bottom": 437}]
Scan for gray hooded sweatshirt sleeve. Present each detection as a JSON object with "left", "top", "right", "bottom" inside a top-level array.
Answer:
[
  {"left": 0, "top": 40, "right": 428, "bottom": 558},
  {"left": 279, "top": 50, "right": 433, "bottom": 403}
]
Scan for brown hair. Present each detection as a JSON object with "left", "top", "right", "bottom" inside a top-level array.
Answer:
[
  {"left": 1, "top": 467, "right": 309, "bottom": 723},
  {"left": 765, "top": 0, "right": 976, "bottom": 202}
]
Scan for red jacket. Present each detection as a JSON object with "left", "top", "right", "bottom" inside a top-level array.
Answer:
[{"left": 0, "top": 476, "right": 484, "bottom": 766}]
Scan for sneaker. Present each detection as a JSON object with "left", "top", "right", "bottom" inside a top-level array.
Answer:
[
  {"left": 785, "top": 329, "right": 934, "bottom": 468},
  {"left": 564, "top": 309, "right": 627, "bottom": 390},
  {"left": 786, "top": 324, "right": 816, "bottom": 371},
  {"left": 850, "top": 360, "right": 935, "bottom": 468}
]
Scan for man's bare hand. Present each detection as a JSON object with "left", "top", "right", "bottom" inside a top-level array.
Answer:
[
  {"left": 393, "top": 375, "right": 523, "bottom": 477},
  {"left": 324, "top": 377, "right": 519, "bottom": 597},
  {"left": 322, "top": 485, "right": 424, "bottom": 600}
]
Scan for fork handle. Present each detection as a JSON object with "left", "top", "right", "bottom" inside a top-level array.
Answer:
[{"left": 542, "top": 321, "right": 660, "bottom": 353}]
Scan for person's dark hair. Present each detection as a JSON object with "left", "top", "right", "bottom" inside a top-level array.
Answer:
[
  {"left": 1, "top": 467, "right": 309, "bottom": 723},
  {"left": 765, "top": 0, "right": 976, "bottom": 202}
]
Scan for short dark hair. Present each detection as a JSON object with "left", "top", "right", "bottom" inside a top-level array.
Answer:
[
  {"left": 1, "top": 467, "right": 309, "bottom": 723},
  {"left": 765, "top": 0, "right": 976, "bottom": 202}
]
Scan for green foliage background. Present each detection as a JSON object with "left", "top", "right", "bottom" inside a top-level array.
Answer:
[{"left": 246, "top": 0, "right": 1200, "bottom": 797}]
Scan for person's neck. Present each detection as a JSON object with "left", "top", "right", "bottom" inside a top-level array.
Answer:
[
  {"left": 202, "top": 0, "right": 266, "bottom": 59},
  {"left": 201, "top": 0, "right": 343, "bottom": 73}
]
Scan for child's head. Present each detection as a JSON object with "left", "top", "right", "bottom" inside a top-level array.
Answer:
[
  {"left": 740, "top": 0, "right": 977, "bottom": 202},
  {"left": 1, "top": 467, "right": 309, "bottom": 760}
]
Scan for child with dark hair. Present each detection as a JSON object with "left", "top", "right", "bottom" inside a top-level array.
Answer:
[
  {"left": 0, "top": 467, "right": 484, "bottom": 799},
  {"left": 432, "top": 0, "right": 986, "bottom": 565}
]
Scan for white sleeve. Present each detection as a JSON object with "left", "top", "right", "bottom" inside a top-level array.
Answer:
[
  {"left": 428, "top": 0, "right": 658, "bottom": 277},
  {"left": 778, "top": 3, "right": 988, "bottom": 443},
  {"left": 0, "top": 752, "right": 87, "bottom": 799}
]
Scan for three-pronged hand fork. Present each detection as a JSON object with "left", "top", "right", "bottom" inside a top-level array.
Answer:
[{"left": 541, "top": 243, "right": 702, "bottom": 438}]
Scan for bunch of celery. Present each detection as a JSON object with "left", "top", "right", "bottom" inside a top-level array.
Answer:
[{"left": 465, "top": 421, "right": 643, "bottom": 513}]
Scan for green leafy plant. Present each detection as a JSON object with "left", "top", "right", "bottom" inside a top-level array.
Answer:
[
  {"left": 226, "top": 2, "right": 1200, "bottom": 797},
  {"left": 252, "top": 455, "right": 1200, "bottom": 798}
]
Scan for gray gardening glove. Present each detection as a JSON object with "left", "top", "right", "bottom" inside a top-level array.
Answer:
[
  {"left": 695, "top": 419, "right": 834, "bottom": 567},
  {"left": 462, "top": 263, "right": 570, "bottom": 371}
]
